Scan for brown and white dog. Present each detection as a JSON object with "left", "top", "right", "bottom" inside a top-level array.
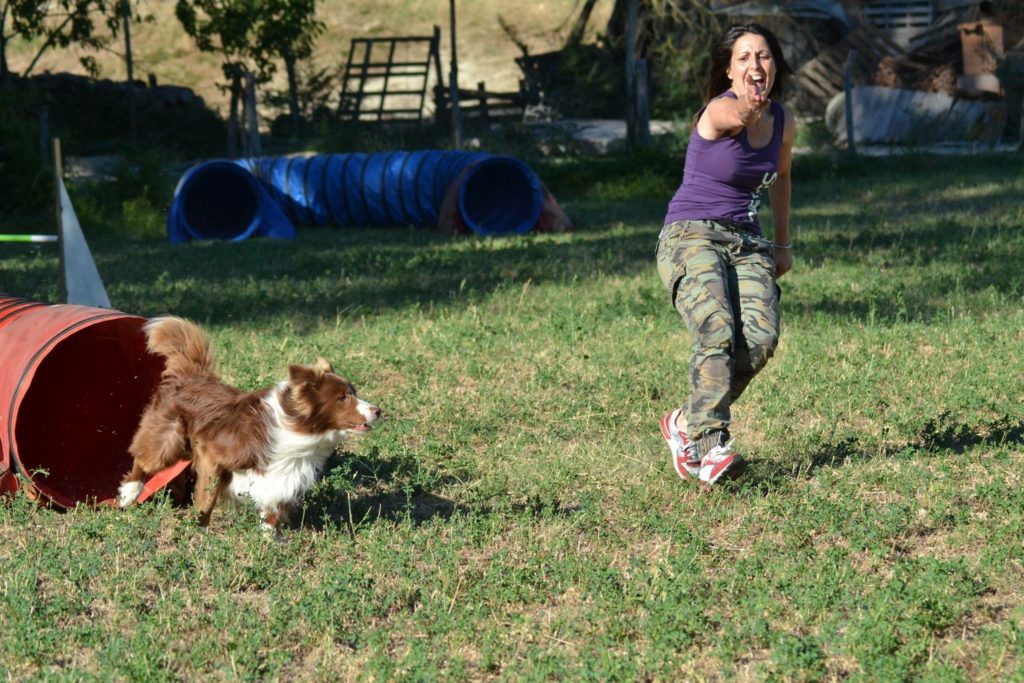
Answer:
[{"left": 118, "top": 316, "right": 381, "bottom": 536}]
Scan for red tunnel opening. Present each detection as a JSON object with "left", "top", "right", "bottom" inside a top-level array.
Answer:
[{"left": 5, "top": 313, "right": 164, "bottom": 508}]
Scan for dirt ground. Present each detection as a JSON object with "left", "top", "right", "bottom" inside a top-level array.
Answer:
[{"left": 5, "top": 0, "right": 612, "bottom": 116}]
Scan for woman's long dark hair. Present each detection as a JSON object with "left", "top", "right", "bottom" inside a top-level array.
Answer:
[{"left": 704, "top": 23, "right": 791, "bottom": 103}]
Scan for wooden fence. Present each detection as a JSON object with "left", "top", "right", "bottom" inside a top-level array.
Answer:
[{"left": 446, "top": 81, "right": 528, "bottom": 123}]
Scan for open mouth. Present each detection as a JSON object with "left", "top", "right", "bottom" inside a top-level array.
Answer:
[{"left": 351, "top": 424, "right": 372, "bottom": 433}]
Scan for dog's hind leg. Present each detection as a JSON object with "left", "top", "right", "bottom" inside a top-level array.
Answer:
[
  {"left": 193, "top": 454, "right": 229, "bottom": 528},
  {"left": 129, "top": 403, "right": 188, "bottom": 471},
  {"left": 121, "top": 402, "right": 189, "bottom": 508},
  {"left": 118, "top": 461, "right": 149, "bottom": 508}
]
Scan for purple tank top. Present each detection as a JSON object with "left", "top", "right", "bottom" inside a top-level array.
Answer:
[{"left": 664, "top": 91, "right": 784, "bottom": 235}]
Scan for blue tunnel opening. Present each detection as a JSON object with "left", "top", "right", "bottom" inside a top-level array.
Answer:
[
  {"left": 459, "top": 156, "right": 543, "bottom": 236},
  {"left": 180, "top": 162, "right": 261, "bottom": 241}
]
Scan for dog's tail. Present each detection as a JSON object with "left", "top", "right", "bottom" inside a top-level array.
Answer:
[{"left": 144, "top": 316, "right": 216, "bottom": 378}]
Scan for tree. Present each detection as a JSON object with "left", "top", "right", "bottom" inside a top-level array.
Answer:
[
  {"left": 175, "top": 0, "right": 322, "bottom": 144},
  {"left": 258, "top": 0, "right": 322, "bottom": 129},
  {"left": 574, "top": 0, "right": 722, "bottom": 118},
  {"left": 564, "top": 0, "right": 600, "bottom": 48},
  {"left": 0, "top": 0, "right": 129, "bottom": 82}
]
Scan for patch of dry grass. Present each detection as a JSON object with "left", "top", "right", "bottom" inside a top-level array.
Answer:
[{"left": 5, "top": 0, "right": 612, "bottom": 114}]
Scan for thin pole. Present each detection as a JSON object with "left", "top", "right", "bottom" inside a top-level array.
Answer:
[
  {"left": 122, "top": 0, "right": 136, "bottom": 147},
  {"left": 636, "top": 58, "right": 651, "bottom": 146},
  {"left": 38, "top": 105, "right": 49, "bottom": 167},
  {"left": 0, "top": 234, "right": 58, "bottom": 243},
  {"left": 844, "top": 49, "right": 858, "bottom": 156},
  {"left": 449, "top": 0, "right": 462, "bottom": 148},
  {"left": 625, "top": 0, "right": 638, "bottom": 148},
  {"left": 52, "top": 138, "right": 67, "bottom": 304}
]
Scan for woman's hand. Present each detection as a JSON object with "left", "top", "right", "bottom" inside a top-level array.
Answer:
[
  {"left": 700, "top": 80, "right": 771, "bottom": 138},
  {"left": 774, "top": 247, "right": 793, "bottom": 278},
  {"left": 736, "top": 78, "right": 769, "bottom": 125}
]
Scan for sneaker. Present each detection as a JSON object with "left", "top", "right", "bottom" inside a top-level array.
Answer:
[
  {"left": 659, "top": 409, "right": 700, "bottom": 479},
  {"left": 699, "top": 441, "right": 746, "bottom": 486}
]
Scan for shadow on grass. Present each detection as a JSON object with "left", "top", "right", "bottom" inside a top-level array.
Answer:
[
  {"left": 294, "top": 449, "right": 581, "bottom": 533},
  {"left": 2, "top": 152, "right": 1020, "bottom": 328},
  {"left": 916, "top": 413, "right": 1024, "bottom": 454},
  {"left": 98, "top": 209, "right": 1024, "bottom": 329},
  {"left": 113, "top": 159, "right": 1023, "bottom": 328},
  {"left": 738, "top": 415, "right": 1024, "bottom": 495},
  {"left": 72, "top": 223, "right": 664, "bottom": 326},
  {"left": 297, "top": 489, "right": 581, "bottom": 534}
]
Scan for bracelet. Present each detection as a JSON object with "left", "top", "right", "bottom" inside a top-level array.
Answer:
[{"left": 773, "top": 243, "right": 792, "bottom": 249}]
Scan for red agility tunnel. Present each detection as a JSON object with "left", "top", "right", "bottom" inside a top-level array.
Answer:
[{"left": 0, "top": 294, "right": 165, "bottom": 509}]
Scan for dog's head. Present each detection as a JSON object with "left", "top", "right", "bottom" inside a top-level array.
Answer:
[{"left": 281, "top": 358, "right": 381, "bottom": 436}]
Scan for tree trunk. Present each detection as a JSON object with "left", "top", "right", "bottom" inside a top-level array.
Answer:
[
  {"left": 0, "top": 4, "right": 9, "bottom": 84},
  {"left": 565, "top": 0, "right": 600, "bottom": 48},
  {"left": 228, "top": 73, "right": 241, "bottom": 157},
  {"left": 284, "top": 49, "right": 300, "bottom": 132},
  {"left": 244, "top": 71, "right": 261, "bottom": 157},
  {"left": 24, "top": 14, "right": 75, "bottom": 77}
]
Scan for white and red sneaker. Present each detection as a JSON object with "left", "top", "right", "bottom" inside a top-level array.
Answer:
[
  {"left": 659, "top": 409, "right": 700, "bottom": 480},
  {"left": 698, "top": 441, "right": 746, "bottom": 486}
]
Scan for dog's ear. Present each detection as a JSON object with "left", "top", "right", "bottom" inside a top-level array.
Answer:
[
  {"left": 315, "top": 357, "right": 333, "bottom": 374},
  {"left": 288, "top": 363, "right": 316, "bottom": 384}
]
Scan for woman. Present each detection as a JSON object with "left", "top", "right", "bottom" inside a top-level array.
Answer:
[{"left": 656, "top": 23, "right": 795, "bottom": 487}]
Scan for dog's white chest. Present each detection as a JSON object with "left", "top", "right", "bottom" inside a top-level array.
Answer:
[
  {"left": 227, "top": 394, "right": 346, "bottom": 511},
  {"left": 228, "top": 453, "right": 328, "bottom": 509}
]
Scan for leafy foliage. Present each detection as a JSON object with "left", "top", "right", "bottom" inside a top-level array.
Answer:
[
  {"left": 264, "top": 55, "right": 336, "bottom": 135},
  {"left": 174, "top": 0, "right": 322, "bottom": 87},
  {"left": 510, "top": 0, "right": 721, "bottom": 120},
  {"left": 0, "top": 0, "right": 139, "bottom": 79},
  {"left": 603, "top": 0, "right": 722, "bottom": 119}
]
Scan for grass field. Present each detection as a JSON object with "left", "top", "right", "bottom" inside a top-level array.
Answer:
[{"left": 2, "top": 149, "right": 1024, "bottom": 680}]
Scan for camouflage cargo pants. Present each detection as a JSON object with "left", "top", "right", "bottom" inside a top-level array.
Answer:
[{"left": 656, "top": 219, "right": 780, "bottom": 455}]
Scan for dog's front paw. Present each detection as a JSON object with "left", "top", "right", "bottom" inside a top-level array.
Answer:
[
  {"left": 261, "top": 522, "right": 285, "bottom": 543},
  {"left": 117, "top": 481, "right": 144, "bottom": 508}
]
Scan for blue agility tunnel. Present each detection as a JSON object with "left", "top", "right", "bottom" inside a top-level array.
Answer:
[
  {"left": 167, "top": 151, "right": 546, "bottom": 242},
  {"left": 167, "top": 160, "right": 296, "bottom": 243}
]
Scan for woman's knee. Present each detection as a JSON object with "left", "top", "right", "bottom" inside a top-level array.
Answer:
[
  {"left": 695, "top": 309, "right": 736, "bottom": 353},
  {"left": 746, "top": 329, "right": 779, "bottom": 369}
]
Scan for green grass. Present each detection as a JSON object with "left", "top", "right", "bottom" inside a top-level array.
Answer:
[{"left": 2, "top": 150, "right": 1024, "bottom": 680}]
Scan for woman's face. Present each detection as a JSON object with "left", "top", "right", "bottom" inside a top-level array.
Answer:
[{"left": 726, "top": 33, "right": 776, "bottom": 98}]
